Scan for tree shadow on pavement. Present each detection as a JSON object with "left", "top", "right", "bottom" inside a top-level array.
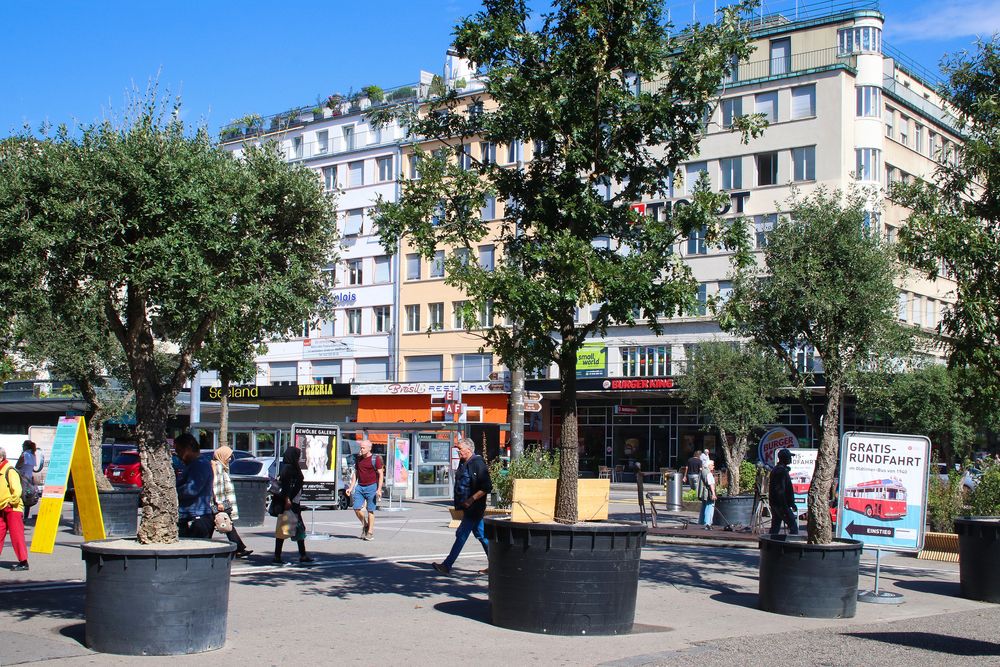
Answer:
[
  {"left": 234, "top": 552, "right": 488, "bottom": 606},
  {"left": 892, "top": 579, "right": 961, "bottom": 597},
  {"left": 640, "top": 544, "right": 759, "bottom": 595},
  {"left": 5, "top": 582, "right": 84, "bottom": 622},
  {"left": 843, "top": 631, "right": 1000, "bottom": 656}
]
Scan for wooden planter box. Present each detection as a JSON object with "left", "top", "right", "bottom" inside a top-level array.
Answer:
[{"left": 917, "top": 531, "right": 959, "bottom": 562}]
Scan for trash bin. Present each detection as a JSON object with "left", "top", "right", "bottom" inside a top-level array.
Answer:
[{"left": 666, "top": 472, "right": 684, "bottom": 511}]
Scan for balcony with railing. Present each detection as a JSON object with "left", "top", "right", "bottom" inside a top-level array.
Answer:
[{"left": 276, "top": 125, "right": 407, "bottom": 163}]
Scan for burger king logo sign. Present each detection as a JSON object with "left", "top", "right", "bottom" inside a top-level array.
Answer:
[{"left": 758, "top": 427, "right": 799, "bottom": 469}]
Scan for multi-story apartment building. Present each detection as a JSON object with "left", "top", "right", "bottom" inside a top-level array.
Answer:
[{"left": 202, "top": 1, "right": 958, "bottom": 480}]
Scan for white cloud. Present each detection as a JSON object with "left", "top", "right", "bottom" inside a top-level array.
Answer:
[{"left": 889, "top": 0, "right": 1000, "bottom": 42}]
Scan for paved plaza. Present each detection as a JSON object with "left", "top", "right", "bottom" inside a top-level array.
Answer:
[{"left": 1, "top": 495, "right": 997, "bottom": 666}]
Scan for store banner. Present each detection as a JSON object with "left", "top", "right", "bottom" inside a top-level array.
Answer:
[
  {"left": 576, "top": 344, "right": 607, "bottom": 378},
  {"left": 775, "top": 448, "right": 818, "bottom": 507},
  {"left": 758, "top": 427, "right": 799, "bottom": 469},
  {"left": 835, "top": 431, "right": 931, "bottom": 552}
]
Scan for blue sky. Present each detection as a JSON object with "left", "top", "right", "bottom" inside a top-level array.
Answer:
[{"left": 2, "top": 0, "right": 997, "bottom": 138}]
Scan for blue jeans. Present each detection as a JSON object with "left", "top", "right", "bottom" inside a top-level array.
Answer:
[
  {"left": 442, "top": 512, "right": 488, "bottom": 569},
  {"left": 699, "top": 500, "right": 715, "bottom": 526}
]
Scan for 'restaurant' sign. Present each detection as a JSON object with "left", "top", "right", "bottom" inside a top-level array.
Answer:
[{"left": 351, "top": 381, "right": 507, "bottom": 396}]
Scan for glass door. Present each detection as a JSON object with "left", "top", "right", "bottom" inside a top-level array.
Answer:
[{"left": 415, "top": 433, "right": 453, "bottom": 499}]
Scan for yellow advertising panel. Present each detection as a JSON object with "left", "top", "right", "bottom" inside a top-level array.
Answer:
[{"left": 31, "top": 416, "right": 105, "bottom": 554}]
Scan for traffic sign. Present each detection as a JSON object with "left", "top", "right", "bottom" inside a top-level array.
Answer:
[
  {"left": 525, "top": 391, "right": 543, "bottom": 401},
  {"left": 522, "top": 401, "right": 542, "bottom": 413}
]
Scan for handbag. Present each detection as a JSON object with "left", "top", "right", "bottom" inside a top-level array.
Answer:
[
  {"left": 267, "top": 494, "right": 284, "bottom": 518},
  {"left": 275, "top": 509, "right": 296, "bottom": 539},
  {"left": 215, "top": 511, "right": 233, "bottom": 533}
]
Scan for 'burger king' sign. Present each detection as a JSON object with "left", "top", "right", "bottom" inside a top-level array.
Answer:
[{"left": 758, "top": 427, "right": 799, "bottom": 469}]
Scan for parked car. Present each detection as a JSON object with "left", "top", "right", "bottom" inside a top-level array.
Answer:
[
  {"left": 199, "top": 449, "right": 254, "bottom": 462},
  {"left": 229, "top": 456, "right": 277, "bottom": 479},
  {"left": 105, "top": 450, "right": 142, "bottom": 487}
]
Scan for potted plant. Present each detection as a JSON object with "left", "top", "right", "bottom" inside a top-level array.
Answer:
[
  {"left": 374, "top": 0, "right": 760, "bottom": 636},
  {"left": 0, "top": 94, "right": 338, "bottom": 655},
  {"left": 363, "top": 85, "right": 385, "bottom": 104},
  {"left": 956, "top": 459, "right": 1000, "bottom": 602},
  {"left": 725, "top": 188, "right": 912, "bottom": 618},
  {"left": 387, "top": 86, "right": 416, "bottom": 102},
  {"left": 326, "top": 93, "right": 344, "bottom": 112},
  {"left": 678, "top": 341, "right": 787, "bottom": 528}
]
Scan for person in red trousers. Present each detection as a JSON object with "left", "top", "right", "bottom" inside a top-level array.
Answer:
[{"left": 0, "top": 447, "right": 30, "bottom": 571}]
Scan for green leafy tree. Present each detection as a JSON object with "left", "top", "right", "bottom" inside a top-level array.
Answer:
[
  {"left": 373, "top": 0, "right": 762, "bottom": 523},
  {"left": 893, "top": 36, "right": 1000, "bottom": 398},
  {"left": 723, "top": 188, "right": 911, "bottom": 543},
  {"left": 0, "top": 93, "right": 336, "bottom": 543},
  {"left": 679, "top": 341, "right": 787, "bottom": 495}
]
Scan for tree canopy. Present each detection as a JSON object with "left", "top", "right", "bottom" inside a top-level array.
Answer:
[
  {"left": 893, "top": 36, "right": 1000, "bottom": 400},
  {"left": 723, "top": 187, "right": 911, "bottom": 542},
  {"left": 0, "top": 94, "right": 336, "bottom": 542},
  {"left": 373, "top": 0, "right": 761, "bottom": 523},
  {"left": 679, "top": 341, "right": 787, "bottom": 495}
]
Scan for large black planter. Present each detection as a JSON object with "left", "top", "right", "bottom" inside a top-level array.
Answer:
[
  {"left": 758, "top": 535, "right": 862, "bottom": 618},
  {"left": 73, "top": 488, "right": 140, "bottom": 538},
  {"left": 955, "top": 516, "right": 1000, "bottom": 603},
  {"left": 81, "top": 539, "right": 236, "bottom": 655},
  {"left": 713, "top": 494, "right": 756, "bottom": 528},
  {"left": 231, "top": 475, "right": 267, "bottom": 528},
  {"left": 483, "top": 517, "right": 646, "bottom": 635}
]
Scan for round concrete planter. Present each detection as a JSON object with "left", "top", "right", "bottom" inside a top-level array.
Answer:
[
  {"left": 230, "top": 475, "right": 267, "bottom": 528},
  {"left": 712, "top": 494, "right": 756, "bottom": 528},
  {"left": 758, "top": 534, "right": 862, "bottom": 618},
  {"left": 73, "top": 488, "right": 140, "bottom": 538},
  {"left": 483, "top": 517, "right": 646, "bottom": 635},
  {"left": 81, "top": 539, "right": 235, "bottom": 655},
  {"left": 955, "top": 516, "right": 1000, "bottom": 603}
]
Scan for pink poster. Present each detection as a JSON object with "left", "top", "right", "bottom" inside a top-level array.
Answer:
[{"left": 393, "top": 437, "right": 410, "bottom": 487}]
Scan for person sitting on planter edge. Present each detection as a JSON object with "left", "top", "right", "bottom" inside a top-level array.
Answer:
[
  {"left": 0, "top": 447, "right": 30, "bottom": 571},
  {"left": 768, "top": 448, "right": 798, "bottom": 536},
  {"left": 433, "top": 437, "right": 492, "bottom": 575},
  {"left": 698, "top": 459, "right": 717, "bottom": 528},
  {"left": 174, "top": 433, "right": 215, "bottom": 539}
]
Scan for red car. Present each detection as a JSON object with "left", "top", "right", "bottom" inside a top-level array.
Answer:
[{"left": 105, "top": 450, "right": 142, "bottom": 487}]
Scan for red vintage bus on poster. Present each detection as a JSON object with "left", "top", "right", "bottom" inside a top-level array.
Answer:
[{"left": 843, "top": 478, "right": 908, "bottom": 520}]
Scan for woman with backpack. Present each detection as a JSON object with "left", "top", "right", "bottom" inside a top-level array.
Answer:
[
  {"left": 0, "top": 447, "right": 29, "bottom": 571},
  {"left": 272, "top": 447, "right": 313, "bottom": 565},
  {"left": 211, "top": 446, "right": 252, "bottom": 558}
]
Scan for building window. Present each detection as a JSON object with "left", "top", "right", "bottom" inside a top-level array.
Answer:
[
  {"left": 405, "top": 305, "right": 420, "bottom": 332},
  {"left": 429, "top": 302, "right": 444, "bottom": 330},
  {"left": 356, "top": 357, "right": 389, "bottom": 382},
  {"left": 838, "top": 26, "right": 882, "bottom": 55},
  {"left": 269, "top": 362, "right": 297, "bottom": 387},
  {"left": 342, "top": 126, "right": 356, "bottom": 151},
  {"left": 348, "top": 160, "right": 364, "bottom": 187},
  {"left": 756, "top": 152, "right": 778, "bottom": 186},
  {"left": 455, "top": 247, "right": 470, "bottom": 266},
  {"left": 480, "top": 142, "right": 496, "bottom": 165},
  {"left": 898, "top": 115, "right": 909, "bottom": 146},
  {"left": 721, "top": 97, "right": 742, "bottom": 129},
  {"left": 343, "top": 209, "right": 363, "bottom": 236},
  {"left": 347, "top": 259, "right": 363, "bottom": 285},
  {"left": 405, "top": 355, "right": 442, "bottom": 382},
  {"left": 408, "top": 154, "right": 420, "bottom": 180},
  {"left": 911, "top": 296, "right": 922, "bottom": 327},
  {"left": 621, "top": 345, "right": 669, "bottom": 377},
  {"left": 685, "top": 162, "right": 707, "bottom": 195},
  {"left": 453, "top": 301, "right": 469, "bottom": 329},
  {"left": 790, "top": 85, "right": 815, "bottom": 119},
  {"left": 687, "top": 226, "right": 707, "bottom": 255},
  {"left": 468, "top": 101, "right": 484, "bottom": 119},
  {"left": 479, "top": 301, "right": 495, "bottom": 327},
  {"left": 406, "top": 253, "right": 421, "bottom": 280},
  {"left": 717, "top": 280, "right": 734, "bottom": 304},
  {"left": 292, "top": 136, "right": 303, "bottom": 159},
  {"left": 755, "top": 91, "right": 778, "bottom": 124},
  {"left": 792, "top": 146, "right": 816, "bottom": 182},
  {"left": 317, "top": 130, "right": 329, "bottom": 154},
  {"left": 374, "top": 305, "right": 391, "bottom": 333},
  {"left": 347, "top": 308, "right": 362, "bottom": 335},
  {"left": 755, "top": 213, "right": 776, "bottom": 248},
  {"left": 687, "top": 283, "right": 707, "bottom": 316},
  {"left": 480, "top": 196, "right": 496, "bottom": 220},
  {"left": 724, "top": 53, "right": 740, "bottom": 84},
  {"left": 478, "top": 244, "right": 495, "bottom": 271},
  {"left": 505, "top": 141, "right": 520, "bottom": 164},
  {"left": 457, "top": 145, "right": 472, "bottom": 170},
  {"left": 374, "top": 255, "right": 390, "bottom": 283},
  {"left": 856, "top": 86, "right": 881, "bottom": 118},
  {"left": 929, "top": 132, "right": 940, "bottom": 159},
  {"left": 925, "top": 299, "right": 935, "bottom": 328},
  {"left": 769, "top": 38, "right": 791, "bottom": 76},
  {"left": 376, "top": 156, "right": 393, "bottom": 182},
  {"left": 884, "top": 107, "right": 894, "bottom": 139},
  {"left": 455, "top": 353, "right": 492, "bottom": 381},
  {"left": 322, "top": 165, "right": 337, "bottom": 191},
  {"left": 915, "top": 124, "right": 925, "bottom": 153},
  {"left": 720, "top": 157, "right": 742, "bottom": 189},
  {"left": 430, "top": 250, "right": 445, "bottom": 278},
  {"left": 897, "top": 292, "right": 908, "bottom": 321},
  {"left": 855, "top": 148, "right": 881, "bottom": 181}
]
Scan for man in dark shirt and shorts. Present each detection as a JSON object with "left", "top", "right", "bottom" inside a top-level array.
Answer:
[
  {"left": 347, "top": 439, "right": 383, "bottom": 540},
  {"left": 684, "top": 450, "right": 703, "bottom": 491}
]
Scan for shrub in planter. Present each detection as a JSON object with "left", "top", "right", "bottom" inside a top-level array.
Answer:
[
  {"left": 488, "top": 447, "right": 558, "bottom": 509},
  {"left": 387, "top": 86, "right": 416, "bottom": 102},
  {"left": 362, "top": 85, "right": 384, "bottom": 103},
  {"left": 927, "top": 468, "right": 964, "bottom": 533},
  {"left": 969, "top": 459, "right": 1000, "bottom": 517}
]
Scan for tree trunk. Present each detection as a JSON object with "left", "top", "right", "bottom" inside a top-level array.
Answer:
[
  {"left": 807, "top": 382, "right": 842, "bottom": 544},
  {"left": 721, "top": 428, "right": 750, "bottom": 496},
  {"left": 78, "top": 378, "right": 114, "bottom": 491},
  {"left": 134, "top": 393, "right": 178, "bottom": 544},
  {"left": 554, "top": 329, "right": 580, "bottom": 524},
  {"left": 218, "top": 372, "right": 230, "bottom": 451},
  {"left": 509, "top": 363, "right": 525, "bottom": 460}
]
